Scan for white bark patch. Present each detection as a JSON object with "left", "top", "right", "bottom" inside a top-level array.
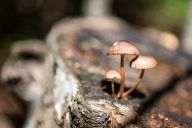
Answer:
[{"left": 53, "top": 61, "right": 79, "bottom": 121}]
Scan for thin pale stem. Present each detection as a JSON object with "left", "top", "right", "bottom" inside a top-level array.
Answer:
[
  {"left": 122, "top": 69, "right": 145, "bottom": 97},
  {"left": 111, "top": 79, "right": 115, "bottom": 99},
  {"left": 129, "top": 55, "right": 139, "bottom": 67},
  {"left": 117, "top": 55, "right": 125, "bottom": 98}
]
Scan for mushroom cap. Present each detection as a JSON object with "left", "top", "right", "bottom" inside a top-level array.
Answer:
[
  {"left": 106, "top": 70, "right": 121, "bottom": 80},
  {"left": 131, "top": 56, "right": 157, "bottom": 69},
  {"left": 106, "top": 40, "right": 139, "bottom": 56}
]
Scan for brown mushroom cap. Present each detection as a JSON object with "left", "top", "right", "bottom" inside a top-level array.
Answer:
[
  {"left": 106, "top": 70, "right": 121, "bottom": 80},
  {"left": 131, "top": 56, "right": 157, "bottom": 69},
  {"left": 106, "top": 40, "right": 139, "bottom": 56}
]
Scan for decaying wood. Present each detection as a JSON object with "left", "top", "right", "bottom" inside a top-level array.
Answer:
[
  {"left": 46, "top": 16, "right": 192, "bottom": 128},
  {"left": 1, "top": 16, "right": 192, "bottom": 128}
]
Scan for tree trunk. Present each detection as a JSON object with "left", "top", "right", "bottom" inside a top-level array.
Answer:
[
  {"left": 182, "top": 0, "right": 192, "bottom": 54},
  {"left": 82, "top": 0, "right": 112, "bottom": 16}
]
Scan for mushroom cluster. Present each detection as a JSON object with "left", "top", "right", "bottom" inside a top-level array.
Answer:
[{"left": 106, "top": 40, "right": 157, "bottom": 99}]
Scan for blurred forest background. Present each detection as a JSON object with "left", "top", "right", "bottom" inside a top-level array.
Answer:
[
  {"left": 0, "top": 0, "right": 189, "bottom": 63},
  {"left": 0, "top": 0, "right": 192, "bottom": 127}
]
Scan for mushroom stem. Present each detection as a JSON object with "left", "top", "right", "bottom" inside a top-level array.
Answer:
[
  {"left": 117, "top": 55, "right": 125, "bottom": 97},
  {"left": 111, "top": 79, "right": 115, "bottom": 99},
  {"left": 122, "top": 69, "right": 145, "bottom": 97},
  {"left": 129, "top": 55, "right": 139, "bottom": 67}
]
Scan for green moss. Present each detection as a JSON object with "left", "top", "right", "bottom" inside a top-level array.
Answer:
[{"left": 162, "top": 0, "right": 187, "bottom": 24}]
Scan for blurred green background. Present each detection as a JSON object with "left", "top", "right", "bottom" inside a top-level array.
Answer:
[{"left": 113, "top": 0, "right": 187, "bottom": 35}]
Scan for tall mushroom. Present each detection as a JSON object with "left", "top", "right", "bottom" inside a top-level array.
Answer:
[
  {"left": 105, "top": 70, "right": 121, "bottom": 99},
  {"left": 122, "top": 56, "right": 157, "bottom": 97},
  {"left": 107, "top": 40, "right": 139, "bottom": 98}
]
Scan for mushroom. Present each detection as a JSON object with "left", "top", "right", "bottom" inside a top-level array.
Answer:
[
  {"left": 105, "top": 70, "right": 121, "bottom": 99},
  {"left": 107, "top": 40, "right": 139, "bottom": 97},
  {"left": 122, "top": 56, "right": 157, "bottom": 97}
]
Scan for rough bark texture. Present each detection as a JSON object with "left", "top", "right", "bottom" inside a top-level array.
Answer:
[{"left": 46, "top": 16, "right": 192, "bottom": 128}]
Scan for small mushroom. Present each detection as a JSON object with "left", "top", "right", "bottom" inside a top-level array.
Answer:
[
  {"left": 105, "top": 70, "right": 121, "bottom": 99},
  {"left": 107, "top": 40, "right": 139, "bottom": 98},
  {"left": 122, "top": 56, "right": 157, "bottom": 97}
]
